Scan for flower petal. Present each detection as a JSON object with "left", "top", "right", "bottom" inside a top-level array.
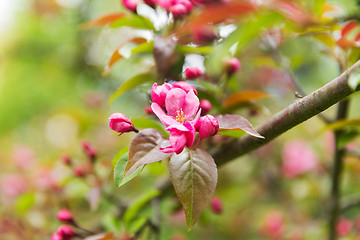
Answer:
[
  {"left": 183, "top": 89, "right": 200, "bottom": 119},
  {"left": 184, "top": 122, "right": 196, "bottom": 147},
  {"left": 160, "top": 131, "right": 187, "bottom": 154},
  {"left": 151, "top": 103, "right": 178, "bottom": 126},
  {"left": 165, "top": 88, "right": 187, "bottom": 117}
]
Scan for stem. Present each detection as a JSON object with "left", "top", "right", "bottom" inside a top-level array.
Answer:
[
  {"left": 328, "top": 99, "right": 350, "bottom": 240},
  {"left": 212, "top": 59, "right": 360, "bottom": 167}
]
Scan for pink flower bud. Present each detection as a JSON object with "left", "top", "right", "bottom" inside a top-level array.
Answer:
[
  {"left": 74, "top": 166, "right": 86, "bottom": 177},
  {"left": 184, "top": 67, "right": 203, "bottom": 79},
  {"left": 51, "top": 233, "right": 63, "bottom": 240},
  {"left": 193, "top": 26, "right": 218, "bottom": 44},
  {"left": 210, "top": 197, "right": 223, "bottom": 214},
  {"left": 122, "top": 0, "right": 137, "bottom": 12},
  {"left": 82, "top": 141, "right": 96, "bottom": 159},
  {"left": 196, "top": 115, "right": 219, "bottom": 138},
  {"left": 57, "top": 225, "right": 76, "bottom": 238},
  {"left": 337, "top": 218, "right": 352, "bottom": 237},
  {"left": 57, "top": 209, "right": 73, "bottom": 223},
  {"left": 169, "top": 4, "right": 188, "bottom": 18},
  {"left": 225, "top": 57, "right": 241, "bottom": 75},
  {"left": 260, "top": 211, "right": 285, "bottom": 239},
  {"left": 172, "top": 81, "right": 197, "bottom": 95},
  {"left": 176, "top": 0, "right": 193, "bottom": 12},
  {"left": 109, "top": 113, "right": 136, "bottom": 134},
  {"left": 199, "top": 99, "right": 211, "bottom": 115},
  {"left": 60, "top": 155, "right": 71, "bottom": 165},
  {"left": 151, "top": 83, "right": 173, "bottom": 107}
]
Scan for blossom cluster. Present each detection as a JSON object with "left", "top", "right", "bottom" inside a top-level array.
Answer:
[
  {"left": 122, "top": 0, "right": 216, "bottom": 18},
  {"left": 109, "top": 81, "right": 219, "bottom": 155}
]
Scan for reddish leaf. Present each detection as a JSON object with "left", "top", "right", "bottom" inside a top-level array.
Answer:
[
  {"left": 169, "top": 148, "right": 217, "bottom": 230},
  {"left": 175, "top": 2, "right": 255, "bottom": 39},
  {"left": 217, "top": 114, "right": 264, "bottom": 139},
  {"left": 224, "top": 90, "right": 271, "bottom": 108},
  {"left": 82, "top": 13, "right": 127, "bottom": 28},
  {"left": 341, "top": 21, "right": 359, "bottom": 37},
  {"left": 102, "top": 37, "right": 147, "bottom": 76},
  {"left": 336, "top": 37, "right": 356, "bottom": 49},
  {"left": 124, "top": 129, "right": 172, "bottom": 177},
  {"left": 83, "top": 232, "right": 115, "bottom": 240}
]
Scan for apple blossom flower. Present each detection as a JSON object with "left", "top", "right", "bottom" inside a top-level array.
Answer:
[
  {"left": 109, "top": 113, "right": 137, "bottom": 134},
  {"left": 57, "top": 209, "right": 73, "bottom": 223},
  {"left": 184, "top": 67, "right": 203, "bottom": 79},
  {"left": 151, "top": 87, "right": 201, "bottom": 153},
  {"left": 281, "top": 140, "right": 318, "bottom": 178},
  {"left": 82, "top": 141, "right": 96, "bottom": 160},
  {"left": 196, "top": 115, "right": 219, "bottom": 138},
  {"left": 122, "top": 0, "right": 137, "bottom": 12},
  {"left": 199, "top": 99, "right": 211, "bottom": 115},
  {"left": 51, "top": 233, "right": 63, "bottom": 240},
  {"left": 170, "top": 4, "right": 188, "bottom": 18}
]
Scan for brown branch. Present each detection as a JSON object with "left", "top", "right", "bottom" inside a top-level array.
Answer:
[{"left": 212, "top": 59, "right": 360, "bottom": 166}]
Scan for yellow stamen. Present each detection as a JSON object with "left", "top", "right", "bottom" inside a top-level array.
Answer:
[{"left": 175, "top": 109, "right": 187, "bottom": 123}]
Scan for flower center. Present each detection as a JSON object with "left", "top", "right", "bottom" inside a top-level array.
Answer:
[{"left": 175, "top": 109, "right": 187, "bottom": 123}]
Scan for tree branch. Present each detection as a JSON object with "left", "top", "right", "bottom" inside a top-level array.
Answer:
[{"left": 212, "top": 59, "right": 360, "bottom": 166}]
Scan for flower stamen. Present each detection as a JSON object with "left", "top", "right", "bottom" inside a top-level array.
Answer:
[{"left": 175, "top": 109, "right": 187, "bottom": 123}]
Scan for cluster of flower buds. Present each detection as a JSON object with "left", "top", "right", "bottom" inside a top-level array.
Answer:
[{"left": 150, "top": 81, "right": 219, "bottom": 154}]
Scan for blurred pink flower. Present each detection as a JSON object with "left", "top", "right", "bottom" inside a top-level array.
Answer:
[
  {"left": 225, "top": 57, "right": 241, "bottom": 75},
  {"left": 336, "top": 218, "right": 352, "bottom": 237},
  {"left": 199, "top": 99, "right": 211, "bottom": 115},
  {"left": 184, "top": 67, "right": 203, "bottom": 79},
  {"left": 57, "top": 209, "right": 74, "bottom": 223},
  {"left": 122, "top": 0, "right": 137, "bottom": 12},
  {"left": 281, "top": 140, "right": 318, "bottom": 178},
  {"left": 260, "top": 211, "right": 285, "bottom": 239},
  {"left": 12, "top": 145, "right": 35, "bottom": 169},
  {"left": 0, "top": 174, "right": 27, "bottom": 197}
]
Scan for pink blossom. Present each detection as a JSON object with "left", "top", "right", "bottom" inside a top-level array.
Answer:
[
  {"left": 151, "top": 82, "right": 173, "bottom": 107},
  {"left": 151, "top": 87, "right": 201, "bottom": 154},
  {"left": 336, "top": 218, "right": 352, "bottom": 237},
  {"left": 12, "top": 145, "right": 35, "bottom": 169},
  {"left": 57, "top": 225, "right": 76, "bottom": 238},
  {"left": 184, "top": 67, "right": 203, "bottom": 79},
  {"left": 260, "top": 211, "right": 285, "bottom": 239},
  {"left": 57, "top": 209, "right": 73, "bottom": 223},
  {"left": 122, "top": 0, "right": 137, "bottom": 12},
  {"left": 210, "top": 197, "right": 223, "bottom": 214},
  {"left": 51, "top": 233, "right": 63, "bottom": 240},
  {"left": 169, "top": 4, "right": 188, "bottom": 18},
  {"left": 109, "top": 113, "right": 136, "bottom": 134},
  {"left": 61, "top": 154, "right": 71, "bottom": 165},
  {"left": 82, "top": 141, "right": 96, "bottom": 159},
  {"left": 199, "top": 99, "right": 211, "bottom": 115},
  {"left": 196, "top": 115, "right": 219, "bottom": 138},
  {"left": 0, "top": 174, "right": 27, "bottom": 197},
  {"left": 281, "top": 140, "right": 318, "bottom": 178}
]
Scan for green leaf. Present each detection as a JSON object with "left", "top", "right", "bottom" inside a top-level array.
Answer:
[
  {"left": 125, "top": 129, "right": 172, "bottom": 177},
  {"left": 109, "top": 73, "right": 154, "bottom": 103},
  {"left": 177, "top": 45, "right": 212, "bottom": 54},
  {"left": 110, "top": 15, "right": 155, "bottom": 30},
  {"left": 128, "top": 217, "right": 147, "bottom": 234},
  {"left": 112, "top": 147, "right": 129, "bottom": 167},
  {"left": 114, "top": 153, "right": 144, "bottom": 187},
  {"left": 169, "top": 148, "right": 217, "bottom": 230},
  {"left": 123, "top": 189, "right": 160, "bottom": 228},
  {"left": 217, "top": 114, "right": 264, "bottom": 139},
  {"left": 131, "top": 41, "right": 154, "bottom": 55},
  {"left": 15, "top": 192, "right": 35, "bottom": 214},
  {"left": 348, "top": 69, "right": 360, "bottom": 90},
  {"left": 338, "top": 129, "right": 359, "bottom": 149},
  {"left": 207, "top": 12, "right": 283, "bottom": 75},
  {"left": 131, "top": 118, "right": 168, "bottom": 136}
]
